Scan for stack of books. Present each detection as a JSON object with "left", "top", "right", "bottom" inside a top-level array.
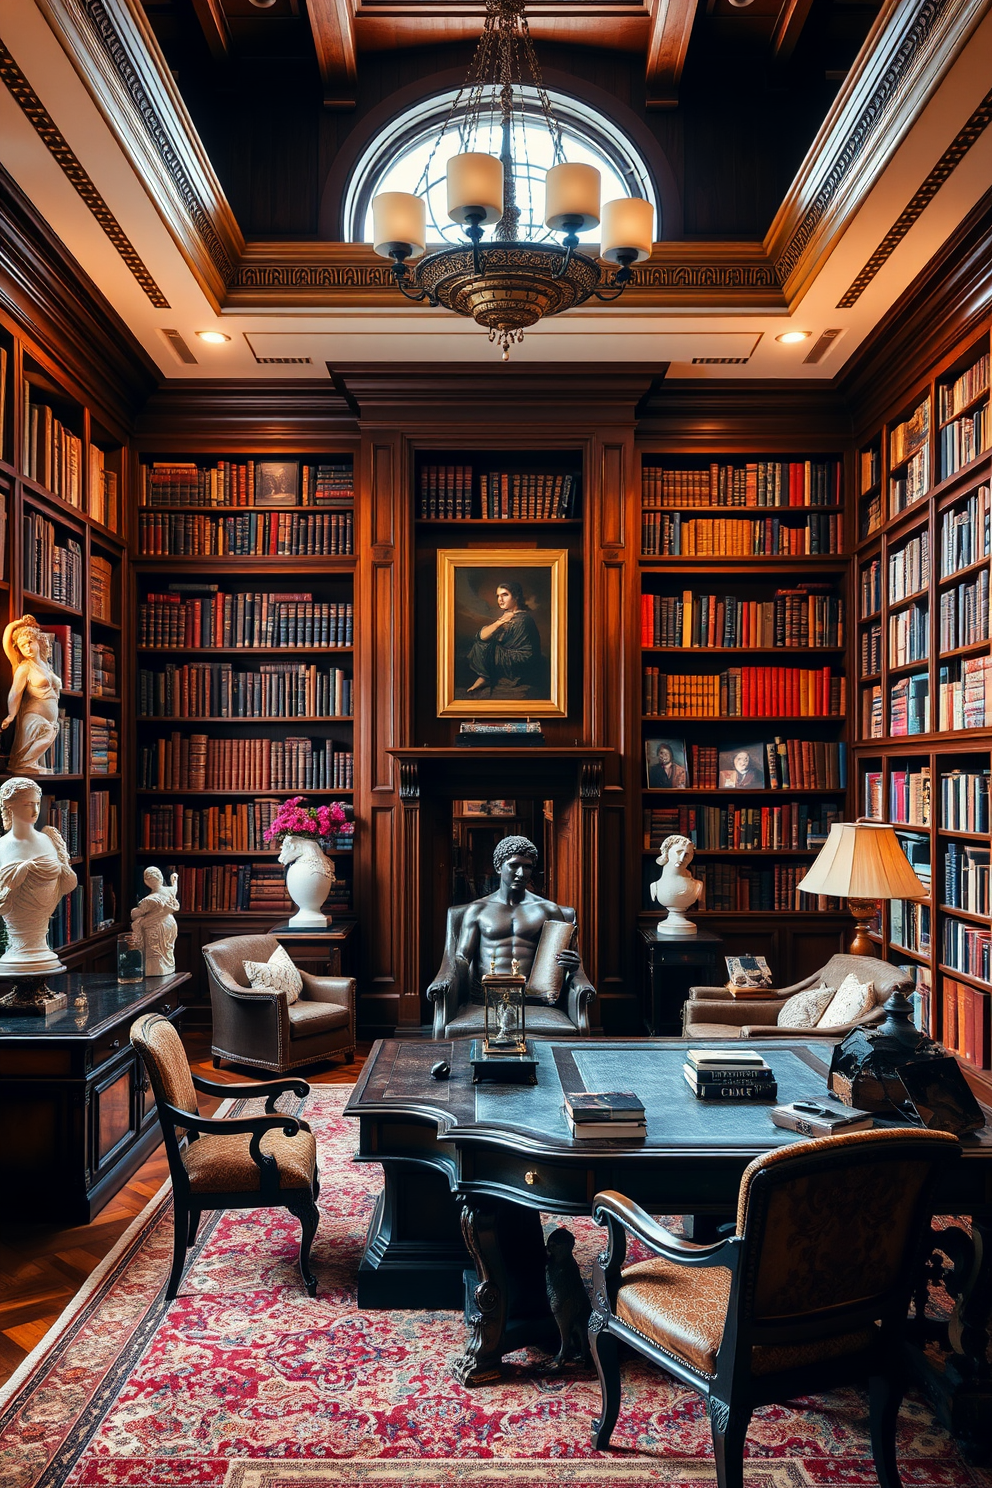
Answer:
[
  {"left": 563, "top": 1091, "right": 646, "bottom": 1140},
  {"left": 683, "top": 1050, "right": 777, "bottom": 1101}
]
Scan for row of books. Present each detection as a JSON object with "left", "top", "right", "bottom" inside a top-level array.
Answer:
[
  {"left": 50, "top": 884, "right": 85, "bottom": 948},
  {"left": 939, "top": 656, "right": 992, "bottom": 730},
  {"left": 860, "top": 557, "right": 881, "bottom": 617},
  {"left": 940, "top": 352, "right": 990, "bottom": 423},
  {"left": 91, "top": 643, "right": 118, "bottom": 698},
  {"left": 45, "top": 626, "right": 83, "bottom": 693},
  {"left": 43, "top": 795, "right": 81, "bottom": 857},
  {"left": 941, "top": 485, "right": 990, "bottom": 577},
  {"left": 942, "top": 975, "right": 991, "bottom": 1069},
  {"left": 643, "top": 801, "right": 841, "bottom": 851},
  {"left": 939, "top": 404, "right": 989, "bottom": 481},
  {"left": 860, "top": 447, "right": 881, "bottom": 493},
  {"left": 642, "top": 667, "right": 845, "bottom": 718},
  {"left": 691, "top": 862, "right": 839, "bottom": 912},
  {"left": 860, "top": 490, "right": 882, "bottom": 537},
  {"left": 418, "top": 464, "right": 471, "bottom": 518},
  {"left": 940, "top": 569, "right": 988, "bottom": 652},
  {"left": 943, "top": 918, "right": 992, "bottom": 985},
  {"left": 137, "top": 734, "right": 355, "bottom": 791},
  {"left": 137, "top": 662, "right": 353, "bottom": 720},
  {"left": 138, "top": 592, "right": 353, "bottom": 650},
  {"left": 89, "top": 446, "right": 120, "bottom": 532},
  {"left": 663, "top": 740, "right": 847, "bottom": 791},
  {"left": 890, "top": 673, "right": 930, "bottom": 736},
  {"left": 641, "top": 512, "right": 841, "bottom": 557},
  {"left": 146, "top": 862, "right": 352, "bottom": 914},
  {"left": 90, "top": 789, "right": 119, "bottom": 855},
  {"left": 41, "top": 710, "right": 83, "bottom": 775},
  {"left": 890, "top": 397, "right": 929, "bottom": 468},
  {"left": 888, "top": 530, "right": 930, "bottom": 601},
  {"left": 944, "top": 841, "right": 990, "bottom": 915},
  {"left": 90, "top": 715, "right": 119, "bottom": 775},
  {"left": 940, "top": 768, "right": 989, "bottom": 833},
  {"left": 23, "top": 515, "right": 82, "bottom": 608},
  {"left": 89, "top": 874, "right": 116, "bottom": 935},
  {"left": 861, "top": 623, "right": 882, "bottom": 675},
  {"left": 91, "top": 555, "right": 114, "bottom": 623},
  {"left": 890, "top": 447, "right": 929, "bottom": 515},
  {"left": 641, "top": 460, "right": 840, "bottom": 508},
  {"left": 481, "top": 471, "right": 576, "bottom": 519},
  {"left": 890, "top": 899, "right": 930, "bottom": 955},
  {"left": 883, "top": 765, "right": 931, "bottom": 827},
  {"left": 140, "top": 800, "right": 295, "bottom": 852},
  {"left": 640, "top": 588, "right": 843, "bottom": 650},
  {"left": 22, "top": 386, "right": 83, "bottom": 506},
  {"left": 139, "top": 460, "right": 354, "bottom": 507},
  {"left": 889, "top": 602, "right": 928, "bottom": 667},
  {"left": 897, "top": 829, "right": 931, "bottom": 892},
  {"left": 137, "top": 510, "right": 354, "bottom": 557}
]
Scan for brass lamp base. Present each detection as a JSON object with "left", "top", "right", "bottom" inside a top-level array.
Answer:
[{"left": 846, "top": 898, "right": 879, "bottom": 956}]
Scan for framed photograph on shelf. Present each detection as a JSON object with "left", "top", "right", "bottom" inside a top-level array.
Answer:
[
  {"left": 437, "top": 548, "right": 567, "bottom": 718},
  {"left": 254, "top": 461, "right": 300, "bottom": 507},
  {"left": 718, "top": 742, "right": 767, "bottom": 789},
  {"left": 644, "top": 738, "right": 688, "bottom": 789}
]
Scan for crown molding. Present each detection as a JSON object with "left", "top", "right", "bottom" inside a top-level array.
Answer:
[
  {"left": 634, "top": 381, "right": 852, "bottom": 446},
  {"left": 134, "top": 379, "right": 359, "bottom": 446}
]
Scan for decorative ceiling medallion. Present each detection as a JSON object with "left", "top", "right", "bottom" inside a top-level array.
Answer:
[
  {"left": 0, "top": 37, "right": 170, "bottom": 308},
  {"left": 837, "top": 88, "right": 992, "bottom": 309}
]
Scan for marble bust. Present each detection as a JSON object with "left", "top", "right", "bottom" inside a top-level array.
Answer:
[
  {"left": 649, "top": 833, "right": 704, "bottom": 935},
  {"left": 131, "top": 866, "right": 181, "bottom": 976},
  {"left": 2, "top": 616, "right": 62, "bottom": 775},
  {"left": 0, "top": 777, "right": 78, "bottom": 995}
]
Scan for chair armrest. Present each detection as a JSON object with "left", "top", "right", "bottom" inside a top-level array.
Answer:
[
  {"left": 162, "top": 1103, "right": 301, "bottom": 1140},
  {"left": 192, "top": 1074, "right": 310, "bottom": 1110},
  {"left": 592, "top": 1190, "right": 738, "bottom": 1269},
  {"left": 567, "top": 977, "right": 596, "bottom": 1033},
  {"left": 687, "top": 999, "right": 782, "bottom": 1028},
  {"left": 688, "top": 984, "right": 735, "bottom": 1001},
  {"left": 299, "top": 972, "right": 354, "bottom": 1006}
]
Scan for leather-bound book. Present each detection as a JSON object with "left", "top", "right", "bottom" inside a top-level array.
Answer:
[{"left": 526, "top": 920, "right": 577, "bottom": 1005}]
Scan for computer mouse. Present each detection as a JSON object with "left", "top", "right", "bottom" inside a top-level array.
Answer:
[{"left": 430, "top": 1060, "right": 451, "bottom": 1080}]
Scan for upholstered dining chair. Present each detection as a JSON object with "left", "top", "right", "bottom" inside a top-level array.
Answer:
[
  {"left": 586, "top": 1127, "right": 960, "bottom": 1488},
  {"left": 131, "top": 1012, "right": 321, "bottom": 1300}
]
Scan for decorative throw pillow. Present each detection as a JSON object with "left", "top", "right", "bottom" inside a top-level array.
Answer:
[
  {"left": 818, "top": 972, "right": 875, "bottom": 1029},
  {"left": 776, "top": 985, "right": 835, "bottom": 1028},
  {"left": 243, "top": 944, "right": 303, "bottom": 1005}
]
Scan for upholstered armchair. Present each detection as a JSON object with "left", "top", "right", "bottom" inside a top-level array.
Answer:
[
  {"left": 587, "top": 1128, "right": 960, "bottom": 1488},
  {"left": 131, "top": 1012, "right": 321, "bottom": 1300},
  {"left": 427, "top": 902, "right": 596, "bottom": 1039},
  {"left": 203, "top": 934, "right": 356, "bottom": 1073},
  {"left": 682, "top": 953, "right": 912, "bottom": 1041}
]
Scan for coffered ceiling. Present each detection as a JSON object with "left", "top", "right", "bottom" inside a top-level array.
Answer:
[{"left": 0, "top": 0, "right": 989, "bottom": 381}]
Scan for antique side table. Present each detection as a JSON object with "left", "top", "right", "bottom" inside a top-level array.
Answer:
[
  {"left": 638, "top": 925, "right": 724, "bottom": 1035},
  {"left": 269, "top": 919, "right": 356, "bottom": 979}
]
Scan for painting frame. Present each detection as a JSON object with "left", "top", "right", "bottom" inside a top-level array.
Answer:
[
  {"left": 717, "top": 742, "right": 768, "bottom": 790},
  {"left": 254, "top": 460, "right": 300, "bottom": 507},
  {"left": 644, "top": 738, "right": 689, "bottom": 790},
  {"left": 437, "top": 548, "right": 567, "bottom": 718}
]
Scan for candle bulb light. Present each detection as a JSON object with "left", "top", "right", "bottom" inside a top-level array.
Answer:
[
  {"left": 447, "top": 154, "right": 504, "bottom": 225},
  {"left": 545, "top": 163, "right": 601, "bottom": 234},
  {"left": 601, "top": 197, "right": 654, "bottom": 263},
  {"left": 372, "top": 192, "right": 427, "bottom": 260}
]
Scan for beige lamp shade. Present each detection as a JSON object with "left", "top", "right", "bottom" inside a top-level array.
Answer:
[
  {"left": 447, "top": 153, "right": 504, "bottom": 225},
  {"left": 601, "top": 197, "right": 654, "bottom": 263},
  {"left": 371, "top": 192, "right": 427, "bottom": 259},
  {"left": 544, "top": 162, "right": 601, "bottom": 231},
  {"left": 796, "top": 822, "right": 928, "bottom": 901}
]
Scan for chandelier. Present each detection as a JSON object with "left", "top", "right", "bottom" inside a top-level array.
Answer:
[{"left": 369, "top": 0, "right": 654, "bottom": 360}]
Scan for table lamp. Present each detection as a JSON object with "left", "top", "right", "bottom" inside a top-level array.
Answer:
[{"left": 796, "top": 819, "right": 927, "bottom": 956}]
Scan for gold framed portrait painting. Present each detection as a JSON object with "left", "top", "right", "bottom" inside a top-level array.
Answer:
[{"left": 437, "top": 548, "right": 567, "bottom": 718}]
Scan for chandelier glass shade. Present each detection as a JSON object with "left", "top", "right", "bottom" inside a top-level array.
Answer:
[{"left": 369, "top": 0, "right": 654, "bottom": 359}]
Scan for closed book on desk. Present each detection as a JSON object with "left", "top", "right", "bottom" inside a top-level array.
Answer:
[
  {"left": 688, "top": 1049, "right": 770, "bottom": 1070},
  {"left": 565, "top": 1111, "right": 646, "bottom": 1140},
  {"left": 688, "top": 1064, "right": 776, "bottom": 1085},
  {"left": 684, "top": 1069, "right": 777, "bottom": 1101},
  {"left": 564, "top": 1091, "right": 646, "bottom": 1122}
]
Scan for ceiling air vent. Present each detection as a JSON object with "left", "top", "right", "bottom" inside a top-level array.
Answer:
[
  {"left": 692, "top": 356, "right": 749, "bottom": 364},
  {"left": 804, "top": 329, "right": 843, "bottom": 364},
  {"left": 160, "top": 329, "right": 197, "bottom": 365},
  {"left": 253, "top": 355, "right": 313, "bottom": 365}
]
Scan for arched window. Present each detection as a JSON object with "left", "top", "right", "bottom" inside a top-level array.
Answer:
[{"left": 345, "top": 87, "right": 659, "bottom": 247}]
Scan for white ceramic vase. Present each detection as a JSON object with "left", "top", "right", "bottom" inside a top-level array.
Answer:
[{"left": 279, "top": 834, "right": 336, "bottom": 928}]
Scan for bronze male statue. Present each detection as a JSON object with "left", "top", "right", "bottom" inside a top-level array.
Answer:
[{"left": 427, "top": 835, "right": 596, "bottom": 1038}]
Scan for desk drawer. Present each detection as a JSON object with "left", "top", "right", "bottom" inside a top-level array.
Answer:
[
  {"left": 459, "top": 1148, "right": 592, "bottom": 1209},
  {"left": 91, "top": 996, "right": 182, "bottom": 1072}
]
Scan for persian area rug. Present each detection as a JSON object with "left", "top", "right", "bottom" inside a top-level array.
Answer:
[{"left": 0, "top": 1088, "right": 986, "bottom": 1488}]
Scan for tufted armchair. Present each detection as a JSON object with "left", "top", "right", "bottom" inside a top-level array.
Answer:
[
  {"left": 587, "top": 1127, "right": 960, "bottom": 1488},
  {"left": 682, "top": 954, "right": 913, "bottom": 1041},
  {"left": 203, "top": 934, "right": 356, "bottom": 1074},
  {"left": 131, "top": 1012, "right": 321, "bottom": 1300},
  {"left": 427, "top": 902, "right": 596, "bottom": 1040}
]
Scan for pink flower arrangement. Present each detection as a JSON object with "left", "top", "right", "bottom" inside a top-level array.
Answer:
[{"left": 264, "top": 797, "right": 354, "bottom": 847}]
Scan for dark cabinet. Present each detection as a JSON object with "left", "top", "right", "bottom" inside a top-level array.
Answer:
[
  {"left": 638, "top": 927, "right": 724, "bottom": 1036},
  {"left": 0, "top": 972, "right": 189, "bottom": 1222}
]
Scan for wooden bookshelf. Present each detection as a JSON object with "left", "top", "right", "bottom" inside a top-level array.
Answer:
[
  {"left": 133, "top": 449, "right": 358, "bottom": 1014},
  {"left": 853, "top": 319, "right": 992, "bottom": 1075}
]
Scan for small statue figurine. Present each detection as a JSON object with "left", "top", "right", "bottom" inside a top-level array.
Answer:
[
  {"left": 0, "top": 776, "right": 78, "bottom": 1013},
  {"left": 2, "top": 616, "right": 62, "bottom": 775},
  {"left": 131, "top": 866, "right": 180, "bottom": 975},
  {"left": 649, "top": 833, "right": 704, "bottom": 936},
  {"left": 544, "top": 1226, "right": 591, "bottom": 1368}
]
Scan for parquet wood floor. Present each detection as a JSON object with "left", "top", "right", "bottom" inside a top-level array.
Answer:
[{"left": 0, "top": 1030, "right": 369, "bottom": 1388}]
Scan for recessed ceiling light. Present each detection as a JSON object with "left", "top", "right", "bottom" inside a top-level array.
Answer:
[
  {"left": 776, "top": 330, "right": 813, "bottom": 345},
  {"left": 196, "top": 330, "right": 231, "bottom": 344}
]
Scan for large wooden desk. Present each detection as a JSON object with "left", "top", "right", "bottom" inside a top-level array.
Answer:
[
  {"left": 0, "top": 972, "right": 188, "bottom": 1223},
  {"left": 345, "top": 1036, "right": 992, "bottom": 1451}
]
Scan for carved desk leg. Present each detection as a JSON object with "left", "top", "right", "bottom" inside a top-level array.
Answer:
[{"left": 450, "top": 1198, "right": 554, "bottom": 1386}]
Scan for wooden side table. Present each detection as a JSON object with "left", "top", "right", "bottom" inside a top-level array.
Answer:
[
  {"left": 638, "top": 926, "right": 724, "bottom": 1036},
  {"left": 269, "top": 920, "right": 356, "bottom": 979}
]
